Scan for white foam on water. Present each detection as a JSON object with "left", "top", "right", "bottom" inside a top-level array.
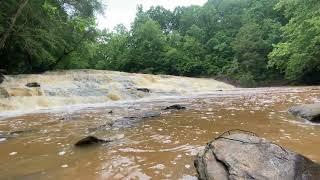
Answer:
[{"left": 0, "top": 70, "right": 235, "bottom": 118}]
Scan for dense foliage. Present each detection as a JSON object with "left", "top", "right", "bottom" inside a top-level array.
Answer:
[
  {"left": 1, "top": 0, "right": 319, "bottom": 87},
  {"left": 0, "top": 0, "right": 103, "bottom": 73}
]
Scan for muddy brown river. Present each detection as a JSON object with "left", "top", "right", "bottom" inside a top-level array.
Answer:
[{"left": 0, "top": 87, "right": 319, "bottom": 179}]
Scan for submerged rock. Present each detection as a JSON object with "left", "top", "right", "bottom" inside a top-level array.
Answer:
[
  {"left": 194, "top": 132, "right": 320, "bottom": 180},
  {"left": 111, "top": 111, "right": 161, "bottom": 129},
  {"left": 75, "top": 136, "right": 112, "bottom": 147},
  {"left": 141, "top": 111, "right": 161, "bottom": 118},
  {"left": 0, "top": 87, "right": 9, "bottom": 98},
  {"left": 112, "top": 117, "right": 140, "bottom": 128},
  {"left": 163, "top": 104, "right": 186, "bottom": 110},
  {"left": 0, "top": 133, "right": 16, "bottom": 140},
  {"left": 0, "top": 129, "right": 34, "bottom": 140},
  {"left": 289, "top": 104, "right": 320, "bottom": 123},
  {"left": 136, "top": 88, "right": 150, "bottom": 93},
  {"left": 8, "top": 87, "right": 42, "bottom": 97},
  {"left": 26, "top": 82, "right": 41, "bottom": 87},
  {"left": 88, "top": 123, "right": 113, "bottom": 132},
  {"left": 9, "top": 129, "right": 35, "bottom": 135},
  {"left": 88, "top": 111, "right": 161, "bottom": 132}
]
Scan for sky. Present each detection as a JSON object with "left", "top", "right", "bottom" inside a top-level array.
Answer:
[{"left": 97, "top": 0, "right": 207, "bottom": 30}]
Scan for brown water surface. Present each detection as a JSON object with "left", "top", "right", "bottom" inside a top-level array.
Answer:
[{"left": 0, "top": 87, "right": 320, "bottom": 179}]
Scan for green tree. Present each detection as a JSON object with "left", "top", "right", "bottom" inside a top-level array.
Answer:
[
  {"left": 269, "top": 0, "right": 320, "bottom": 83},
  {"left": 0, "top": 0, "right": 103, "bottom": 73},
  {"left": 127, "top": 19, "right": 166, "bottom": 73}
]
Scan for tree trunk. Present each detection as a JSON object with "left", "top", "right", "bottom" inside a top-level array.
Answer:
[{"left": 0, "top": 0, "right": 29, "bottom": 50}]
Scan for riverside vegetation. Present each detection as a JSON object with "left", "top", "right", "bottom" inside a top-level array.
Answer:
[{"left": 1, "top": 0, "right": 320, "bottom": 87}]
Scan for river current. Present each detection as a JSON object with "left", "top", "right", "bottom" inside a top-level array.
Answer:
[{"left": 0, "top": 71, "right": 319, "bottom": 179}]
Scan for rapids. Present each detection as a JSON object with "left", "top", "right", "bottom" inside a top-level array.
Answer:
[{"left": 0, "top": 70, "right": 233, "bottom": 115}]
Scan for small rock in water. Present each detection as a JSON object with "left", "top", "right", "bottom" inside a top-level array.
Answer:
[
  {"left": 75, "top": 136, "right": 112, "bottom": 147},
  {"left": 9, "top": 129, "right": 34, "bottom": 135},
  {"left": 136, "top": 88, "right": 151, "bottom": 93},
  {"left": 163, "top": 104, "right": 186, "bottom": 110},
  {"left": 26, "top": 82, "right": 41, "bottom": 87},
  {"left": 289, "top": 103, "right": 320, "bottom": 123}
]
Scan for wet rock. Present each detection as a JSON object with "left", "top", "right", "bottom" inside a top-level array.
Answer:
[
  {"left": 0, "top": 129, "right": 34, "bottom": 140},
  {"left": 9, "top": 129, "right": 34, "bottom": 135},
  {"left": 0, "top": 133, "right": 15, "bottom": 139},
  {"left": 289, "top": 104, "right": 320, "bottom": 123},
  {"left": 89, "top": 111, "right": 161, "bottom": 131},
  {"left": 136, "top": 88, "right": 150, "bottom": 93},
  {"left": 75, "top": 136, "right": 112, "bottom": 147},
  {"left": 112, "top": 117, "right": 141, "bottom": 128},
  {"left": 26, "top": 82, "right": 41, "bottom": 87},
  {"left": 0, "top": 87, "right": 9, "bottom": 98},
  {"left": 112, "top": 112, "right": 161, "bottom": 129},
  {"left": 194, "top": 133, "right": 320, "bottom": 180},
  {"left": 141, "top": 111, "right": 161, "bottom": 119},
  {"left": 163, "top": 104, "right": 186, "bottom": 110}
]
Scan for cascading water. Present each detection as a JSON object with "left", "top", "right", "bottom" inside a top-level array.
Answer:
[{"left": 0, "top": 70, "right": 234, "bottom": 114}]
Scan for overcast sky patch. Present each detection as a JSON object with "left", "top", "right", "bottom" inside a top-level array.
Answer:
[{"left": 97, "top": 0, "right": 207, "bottom": 30}]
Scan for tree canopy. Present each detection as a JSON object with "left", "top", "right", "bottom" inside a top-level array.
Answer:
[{"left": 1, "top": 0, "right": 319, "bottom": 87}]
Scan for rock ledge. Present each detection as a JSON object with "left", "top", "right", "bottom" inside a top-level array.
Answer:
[
  {"left": 289, "top": 104, "right": 320, "bottom": 123},
  {"left": 194, "top": 131, "right": 320, "bottom": 180}
]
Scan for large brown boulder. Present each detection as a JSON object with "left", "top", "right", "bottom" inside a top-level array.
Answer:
[
  {"left": 194, "top": 132, "right": 320, "bottom": 180},
  {"left": 289, "top": 104, "right": 320, "bottom": 123}
]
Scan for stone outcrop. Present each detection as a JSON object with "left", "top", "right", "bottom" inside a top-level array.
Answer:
[
  {"left": 194, "top": 132, "right": 320, "bottom": 180},
  {"left": 289, "top": 104, "right": 320, "bottom": 123}
]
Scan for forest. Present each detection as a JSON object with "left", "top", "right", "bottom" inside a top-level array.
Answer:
[{"left": 0, "top": 0, "right": 320, "bottom": 87}]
